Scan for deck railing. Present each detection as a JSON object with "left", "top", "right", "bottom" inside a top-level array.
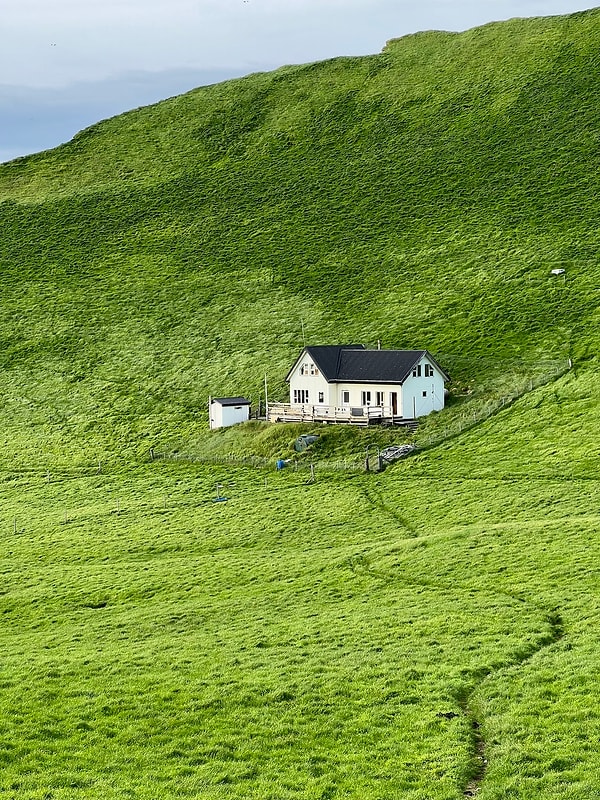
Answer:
[{"left": 267, "top": 403, "right": 397, "bottom": 425}]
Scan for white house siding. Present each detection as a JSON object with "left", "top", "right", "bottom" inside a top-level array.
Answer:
[
  {"left": 332, "top": 357, "right": 445, "bottom": 419},
  {"left": 334, "top": 381, "right": 403, "bottom": 414},
  {"left": 401, "top": 356, "right": 445, "bottom": 417},
  {"left": 210, "top": 401, "right": 251, "bottom": 430},
  {"left": 288, "top": 362, "right": 331, "bottom": 406},
  {"left": 285, "top": 349, "right": 446, "bottom": 421}
]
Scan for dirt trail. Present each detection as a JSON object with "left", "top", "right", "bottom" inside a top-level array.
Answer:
[{"left": 460, "top": 610, "right": 564, "bottom": 797}]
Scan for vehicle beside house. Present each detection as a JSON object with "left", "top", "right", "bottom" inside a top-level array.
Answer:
[{"left": 268, "top": 345, "right": 449, "bottom": 425}]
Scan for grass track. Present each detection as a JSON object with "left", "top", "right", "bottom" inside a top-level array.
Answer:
[{"left": 1, "top": 7, "right": 600, "bottom": 797}]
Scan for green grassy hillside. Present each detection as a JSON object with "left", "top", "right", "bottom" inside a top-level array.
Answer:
[
  {"left": 0, "top": 7, "right": 600, "bottom": 798},
  {"left": 1, "top": 8, "right": 599, "bottom": 465},
  {"left": 2, "top": 371, "right": 600, "bottom": 799}
]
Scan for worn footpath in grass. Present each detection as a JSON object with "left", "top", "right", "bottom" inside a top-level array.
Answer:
[
  {"left": 0, "top": 367, "right": 599, "bottom": 797},
  {"left": 0, "top": 455, "right": 562, "bottom": 799}
]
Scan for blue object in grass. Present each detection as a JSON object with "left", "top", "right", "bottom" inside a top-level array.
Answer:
[{"left": 276, "top": 459, "right": 286, "bottom": 470}]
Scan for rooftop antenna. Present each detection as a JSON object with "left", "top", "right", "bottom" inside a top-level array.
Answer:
[{"left": 377, "top": 339, "right": 381, "bottom": 350}]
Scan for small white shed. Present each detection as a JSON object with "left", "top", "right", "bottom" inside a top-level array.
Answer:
[{"left": 209, "top": 397, "right": 251, "bottom": 430}]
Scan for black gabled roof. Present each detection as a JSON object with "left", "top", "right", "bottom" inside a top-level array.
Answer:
[
  {"left": 287, "top": 345, "right": 448, "bottom": 384},
  {"left": 305, "top": 344, "right": 365, "bottom": 380},
  {"left": 337, "top": 348, "right": 426, "bottom": 383},
  {"left": 285, "top": 345, "right": 364, "bottom": 382},
  {"left": 212, "top": 396, "right": 251, "bottom": 406}
]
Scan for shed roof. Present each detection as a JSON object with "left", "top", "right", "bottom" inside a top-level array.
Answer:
[{"left": 212, "top": 396, "right": 251, "bottom": 406}]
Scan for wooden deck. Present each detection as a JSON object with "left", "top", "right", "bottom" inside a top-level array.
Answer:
[{"left": 267, "top": 402, "right": 415, "bottom": 427}]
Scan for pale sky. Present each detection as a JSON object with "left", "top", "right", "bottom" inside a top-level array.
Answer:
[{"left": 1, "top": 0, "right": 598, "bottom": 162}]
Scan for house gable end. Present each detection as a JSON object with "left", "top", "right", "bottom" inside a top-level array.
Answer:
[
  {"left": 421, "top": 351, "right": 451, "bottom": 382},
  {"left": 285, "top": 345, "right": 365, "bottom": 383}
]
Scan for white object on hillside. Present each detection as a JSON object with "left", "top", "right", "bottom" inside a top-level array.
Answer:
[
  {"left": 209, "top": 396, "right": 251, "bottom": 430},
  {"left": 271, "top": 345, "right": 449, "bottom": 425}
]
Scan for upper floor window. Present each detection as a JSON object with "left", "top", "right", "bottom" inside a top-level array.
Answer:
[
  {"left": 412, "top": 364, "right": 422, "bottom": 378},
  {"left": 301, "top": 363, "right": 319, "bottom": 376},
  {"left": 424, "top": 364, "right": 434, "bottom": 377}
]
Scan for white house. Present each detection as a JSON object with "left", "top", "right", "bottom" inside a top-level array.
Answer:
[
  {"left": 209, "top": 396, "right": 251, "bottom": 430},
  {"left": 268, "top": 345, "right": 449, "bottom": 425}
]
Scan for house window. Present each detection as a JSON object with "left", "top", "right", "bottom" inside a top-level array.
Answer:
[
  {"left": 310, "top": 363, "right": 319, "bottom": 375},
  {"left": 375, "top": 391, "right": 384, "bottom": 406},
  {"left": 294, "top": 389, "right": 309, "bottom": 403},
  {"left": 412, "top": 364, "right": 422, "bottom": 377},
  {"left": 361, "top": 391, "right": 372, "bottom": 406},
  {"left": 422, "top": 391, "right": 427, "bottom": 397},
  {"left": 318, "top": 392, "right": 324, "bottom": 403},
  {"left": 425, "top": 364, "right": 434, "bottom": 377},
  {"left": 341, "top": 390, "right": 350, "bottom": 405}
]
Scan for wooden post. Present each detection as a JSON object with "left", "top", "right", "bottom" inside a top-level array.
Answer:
[{"left": 264, "top": 375, "right": 269, "bottom": 421}]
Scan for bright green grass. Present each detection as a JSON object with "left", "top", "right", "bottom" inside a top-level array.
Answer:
[
  {"left": 1, "top": 368, "right": 600, "bottom": 797},
  {"left": 0, "top": 457, "right": 566, "bottom": 799},
  {"left": 0, "top": 8, "right": 600, "bottom": 798},
  {"left": 0, "top": 10, "right": 599, "bottom": 464}
]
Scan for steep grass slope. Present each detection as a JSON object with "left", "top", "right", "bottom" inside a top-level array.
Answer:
[
  {"left": 1, "top": 9, "right": 600, "bottom": 799},
  {"left": 0, "top": 9, "right": 599, "bottom": 465}
]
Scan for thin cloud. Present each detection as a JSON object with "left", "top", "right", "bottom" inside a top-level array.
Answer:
[{"left": 1, "top": 0, "right": 598, "bottom": 158}]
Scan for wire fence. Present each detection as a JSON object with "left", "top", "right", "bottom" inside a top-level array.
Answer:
[
  {"left": 414, "top": 358, "right": 571, "bottom": 451},
  {"left": 153, "top": 359, "right": 572, "bottom": 474},
  {"left": 150, "top": 450, "right": 366, "bottom": 473}
]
